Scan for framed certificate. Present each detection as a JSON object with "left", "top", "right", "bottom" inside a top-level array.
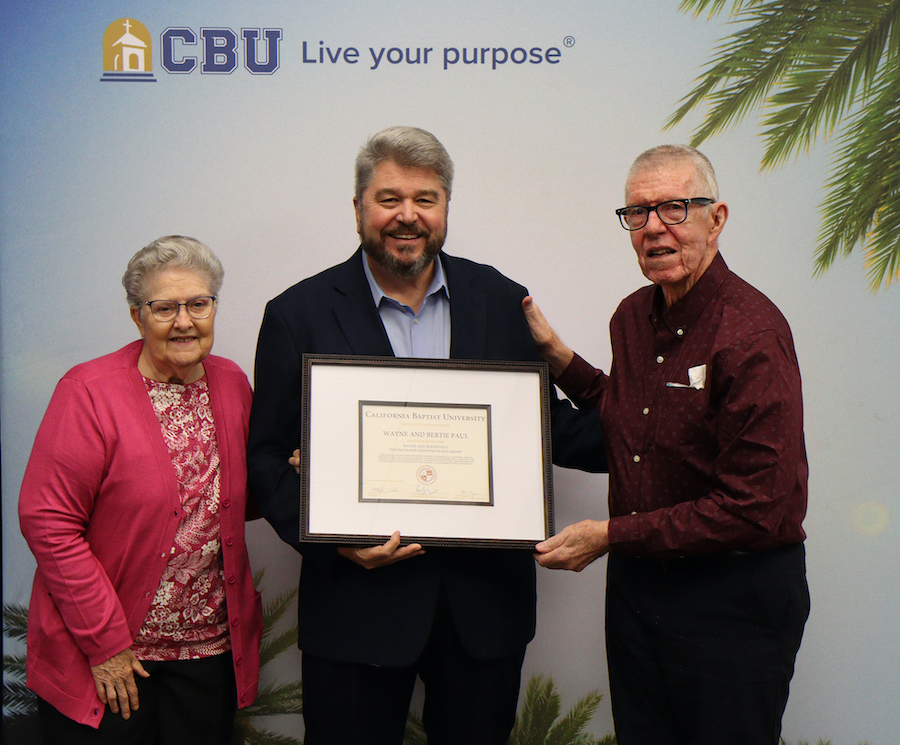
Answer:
[{"left": 300, "top": 354, "right": 554, "bottom": 549}]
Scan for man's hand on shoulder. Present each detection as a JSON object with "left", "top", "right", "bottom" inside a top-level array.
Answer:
[{"left": 522, "top": 296, "right": 575, "bottom": 378}]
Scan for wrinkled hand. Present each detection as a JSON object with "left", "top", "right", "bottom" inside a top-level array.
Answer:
[
  {"left": 338, "top": 531, "right": 425, "bottom": 569},
  {"left": 522, "top": 297, "right": 574, "bottom": 377},
  {"left": 90, "top": 648, "right": 150, "bottom": 719},
  {"left": 534, "top": 519, "right": 610, "bottom": 572},
  {"left": 289, "top": 448, "right": 301, "bottom": 474}
]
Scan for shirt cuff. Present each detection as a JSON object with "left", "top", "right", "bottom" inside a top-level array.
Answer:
[{"left": 555, "top": 353, "right": 596, "bottom": 396}]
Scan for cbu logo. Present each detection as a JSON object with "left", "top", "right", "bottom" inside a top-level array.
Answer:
[
  {"left": 101, "top": 18, "right": 156, "bottom": 82},
  {"left": 161, "top": 27, "right": 283, "bottom": 74},
  {"left": 101, "top": 19, "right": 283, "bottom": 82}
]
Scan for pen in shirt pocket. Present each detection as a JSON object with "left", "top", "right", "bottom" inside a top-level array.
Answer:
[{"left": 666, "top": 364, "right": 707, "bottom": 390}]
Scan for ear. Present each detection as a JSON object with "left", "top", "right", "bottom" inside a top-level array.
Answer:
[
  {"left": 130, "top": 305, "right": 146, "bottom": 337},
  {"left": 708, "top": 200, "right": 728, "bottom": 244},
  {"left": 353, "top": 196, "right": 362, "bottom": 234}
]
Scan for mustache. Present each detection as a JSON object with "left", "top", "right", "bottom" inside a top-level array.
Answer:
[{"left": 385, "top": 223, "right": 428, "bottom": 238}]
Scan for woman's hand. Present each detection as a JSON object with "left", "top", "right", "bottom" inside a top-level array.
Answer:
[
  {"left": 90, "top": 648, "right": 150, "bottom": 719},
  {"left": 289, "top": 448, "right": 301, "bottom": 474}
]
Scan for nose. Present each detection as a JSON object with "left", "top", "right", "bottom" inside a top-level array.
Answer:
[
  {"left": 644, "top": 209, "right": 667, "bottom": 234},
  {"left": 173, "top": 304, "right": 194, "bottom": 328},
  {"left": 397, "top": 198, "right": 418, "bottom": 225}
]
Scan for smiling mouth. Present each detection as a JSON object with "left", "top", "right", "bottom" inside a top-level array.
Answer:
[
  {"left": 389, "top": 232, "right": 425, "bottom": 241},
  {"left": 647, "top": 247, "right": 676, "bottom": 258}
]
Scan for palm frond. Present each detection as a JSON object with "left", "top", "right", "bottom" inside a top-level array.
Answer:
[
  {"left": 546, "top": 689, "right": 603, "bottom": 744},
  {"left": 259, "top": 626, "right": 299, "bottom": 669},
  {"left": 668, "top": 0, "right": 900, "bottom": 290},
  {"left": 760, "top": 6, "right": 899, "bottom": 167},
  {"left": 251, "top": 567, "right": 301, "bottom": 669},
  {"left": 666, "top": 2, "right": 823, "bottom": 138},
  {"left": 242, "top": 681, "right": 303, "bottom": 717},
  {"left": 2, "top": 603, "right": 30, "bottom": 642},
  {"left": 508, "top": 675, "right": 563, "bottom": 745},
  {"left": 3, "top": 604, "right": 38, "bottom": 720},
  {"left": 813, "top": 53, "right": 900, "bottom": 289},
  {"left": 679, "top": 0, "right": 761, "bottom": 18},
  {"left": 237, "top": 725, "right": 303, "bottom": 745},
  {"left": 261, "top": 587, "right": 299, "bottom": 636},
  {"left": 404, "top": 710, "right": 429, "bottom": 745},
  {"left": 228, "top": 569, "right": 303, "bottom": 742},
  {"left": 3, "top": 679, "right": 38, "bottom": 718},
  {"left": 4, "top": 653, "right": 27, "bottom": 680}
]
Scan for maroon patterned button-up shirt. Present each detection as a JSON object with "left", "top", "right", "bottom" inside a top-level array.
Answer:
[{"left": 556, "top": 252, "right": 807, "bottom": 558}]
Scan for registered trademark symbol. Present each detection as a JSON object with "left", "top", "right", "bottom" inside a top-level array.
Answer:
[{"left": 563, "top": 36, "right": 575, "bottom": 47}]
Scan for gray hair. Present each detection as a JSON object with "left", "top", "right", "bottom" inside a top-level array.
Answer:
[
  {"left": 626, "top": 144, "right": 719, "bottom": 201},
  {"left": 355, "top": 126, "right": 454, "bottom": 203},
  {"left": 122, "top": 235, "right": 224, "bottom": 306}
]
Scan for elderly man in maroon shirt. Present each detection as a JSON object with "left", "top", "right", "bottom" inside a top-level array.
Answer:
[{"left": 523, "top": 144, "right": 809, "bottom": 745}]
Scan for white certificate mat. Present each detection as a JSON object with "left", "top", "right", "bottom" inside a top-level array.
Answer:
[{"left": 300, "top": 355, "right": 554, "bottom": 549}]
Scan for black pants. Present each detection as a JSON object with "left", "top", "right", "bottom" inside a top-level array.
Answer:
[
  {"left": 606, "top": 544, "right": 810, "bottom": 745},
  {"left": 38, "top": 651, "right": 237, "bottom": 745},
  {"left": 301, "top": 588, "right": 526, "bottom": 745}
]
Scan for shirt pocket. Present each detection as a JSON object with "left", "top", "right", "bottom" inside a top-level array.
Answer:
[{"left": 654, "top": 383, "right": 715, "bottom": 460}]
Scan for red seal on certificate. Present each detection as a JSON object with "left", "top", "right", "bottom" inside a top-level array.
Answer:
[{"left": 416, "top": 465, "right": 437, "bottom": 485}]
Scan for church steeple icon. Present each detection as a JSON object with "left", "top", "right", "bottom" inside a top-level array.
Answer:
[
  {"left": 112, "top": 19, "right": 148, "bottom": 71},
  {"left": 101, "top": 18, "right": 156, "bottom": 82}
]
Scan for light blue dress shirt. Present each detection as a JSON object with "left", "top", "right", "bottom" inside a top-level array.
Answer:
[{"left": 361, "top": 251, "right": 451, "bottom": 359}]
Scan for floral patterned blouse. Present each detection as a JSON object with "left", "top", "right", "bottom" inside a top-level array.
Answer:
[{"left": 132, "top": 377, "right": 231, "bottom": 661}]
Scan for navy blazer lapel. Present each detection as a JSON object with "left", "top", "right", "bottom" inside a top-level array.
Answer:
[
  {"left": 332, "top": 249, "right": 395, "bottom": 356},
  {"left": 443, "top": 253, "right": 488, "bottom": 360}
]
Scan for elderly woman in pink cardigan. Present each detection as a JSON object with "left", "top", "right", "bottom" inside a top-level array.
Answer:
[{"left": 19, "top": 236, "right": 262, "bottom": 745}]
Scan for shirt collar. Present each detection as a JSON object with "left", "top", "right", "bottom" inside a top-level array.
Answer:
[
  {"left": 650, "top": 251, "right": 730, "bottom": 332},
  {"left": 361, "top": 250, "right": 450, "bottom": 308}
]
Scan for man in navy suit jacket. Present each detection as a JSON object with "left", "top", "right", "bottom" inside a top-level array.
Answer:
[{"left": 248, "top": 126, "right": 605, "bottom": 745}]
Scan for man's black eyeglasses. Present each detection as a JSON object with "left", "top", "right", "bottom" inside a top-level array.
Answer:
[{"left": 615, "top": 198, "right": 715, "bottom": 231}]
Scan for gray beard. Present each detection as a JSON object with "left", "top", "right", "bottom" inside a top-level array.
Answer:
[{"left": 361, "top": 239, "right": 442, "bottom": 278}]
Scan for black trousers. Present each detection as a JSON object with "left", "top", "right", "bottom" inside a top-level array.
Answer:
[
  {"left": 37, "top": 651, "right": 237, "bottom": 745},
  {"left": 301, "top": 588, "right": 527, "bottom": 745},
  {"left": 606, "top": 543, "right": 810, "bottom": 745}
]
